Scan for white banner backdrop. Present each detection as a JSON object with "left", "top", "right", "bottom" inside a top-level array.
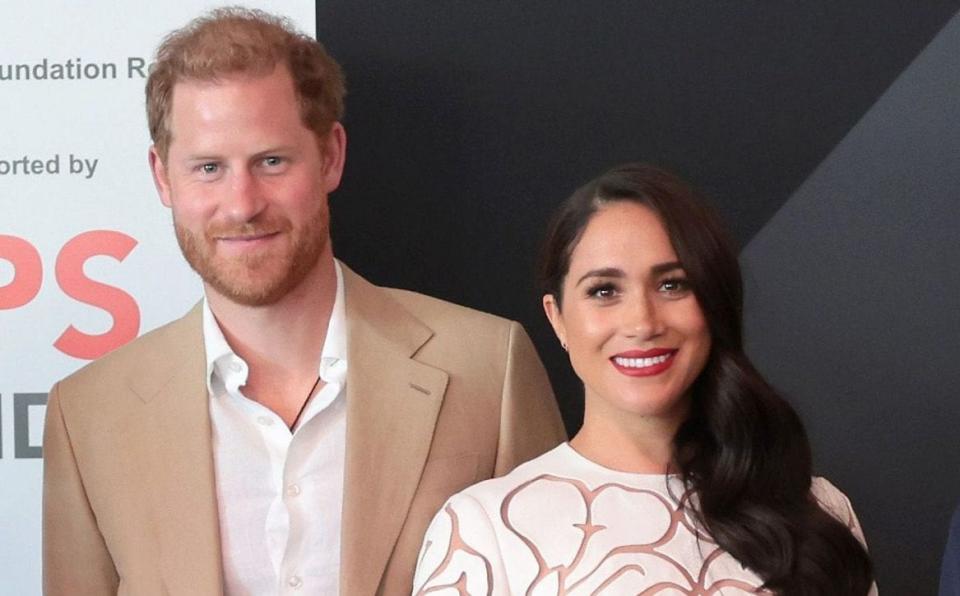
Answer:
[{"left": 0, "top": 2, "right": 315, "bottom": 592}]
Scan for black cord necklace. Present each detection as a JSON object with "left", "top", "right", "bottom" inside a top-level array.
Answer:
[{"left": 289, "top": 375, "right": 322, "bottom": 431}]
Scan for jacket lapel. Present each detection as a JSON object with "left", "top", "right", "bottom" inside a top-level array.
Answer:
[
  {"left": 120, "top": 269, "right": 448, "bottom": 594},
  {"left": 126, "top": 305, "right": 224, "bottom": 594},
  {"left": 339, "top": 266, "right": 449, "bottom": 595}
]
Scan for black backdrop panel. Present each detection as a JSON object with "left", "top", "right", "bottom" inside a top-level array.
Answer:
[
  {"left": 741, "top": 12, "right": 960, "bottom": 591},
  {"left": 316, "top": 3, "right": 960, "bottom": 592}
]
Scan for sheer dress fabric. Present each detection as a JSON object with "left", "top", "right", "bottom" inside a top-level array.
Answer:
[{"left": 414, "top": 443, "right": 875, "bottom": 596}]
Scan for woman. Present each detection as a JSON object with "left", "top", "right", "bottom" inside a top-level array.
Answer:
[{"left": 413, "top": 163, "right": 875, "bottom": 595}]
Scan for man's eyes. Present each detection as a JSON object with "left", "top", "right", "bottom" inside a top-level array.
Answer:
[
  {"left": 262, "top": 156, "right": 286, "bottom": 167},
  {"left": 190, "top": 157, "right": 286, "bottom": 176}
]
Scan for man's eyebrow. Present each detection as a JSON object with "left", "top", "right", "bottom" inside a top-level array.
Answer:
[
  {"left": 182, "top": 154, "right": 222, "bottom": 163},
  {"left": 252, "top": 146, "right": 297, "bottom": 158}
]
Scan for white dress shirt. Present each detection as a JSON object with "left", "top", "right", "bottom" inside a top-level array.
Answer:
[{"left": 203, "top": 262, "right": 347, "bottom": 595}]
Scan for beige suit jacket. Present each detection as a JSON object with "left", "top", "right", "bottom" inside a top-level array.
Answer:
[{"left": 43, "top": 264, "right": 566, "bottom": 595}]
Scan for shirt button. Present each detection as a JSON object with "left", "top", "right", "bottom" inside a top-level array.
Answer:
[
  {"left": 287, "top": 575, "right": 303, "bottom": 589},
  {"left": 229, "top": 362, "right": 242, "bottom": 372},
  {"left": 257, "top": 416, "right": 273, "bottom": 426},
  {"left": 286, "top": 484, "right": 301, "bottom": 497}
]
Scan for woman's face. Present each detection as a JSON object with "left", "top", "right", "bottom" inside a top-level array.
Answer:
[{"left": 544, "top": 201, "right": 711, "bottom": 426}]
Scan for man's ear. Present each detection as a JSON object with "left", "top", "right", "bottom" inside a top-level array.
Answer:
[
  {"left": 148, "top": 145, "right": 173, "bottom": 208},
  {"left": 319, "top": 122, "right": 347, "bottom": 194},
  {"left": 542, "top": 294, "right": 567, "bottom": 349}
]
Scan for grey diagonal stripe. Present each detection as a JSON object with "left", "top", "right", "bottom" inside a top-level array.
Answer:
[{"left": 740, "top": 10, "right": 960, "bottom": 594}]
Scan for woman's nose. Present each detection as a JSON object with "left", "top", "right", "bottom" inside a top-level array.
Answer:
[{"left": 624, "top": 293, "right": 664, "bottom": 339}]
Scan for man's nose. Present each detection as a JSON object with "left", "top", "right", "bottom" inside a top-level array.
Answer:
[{"left": 223, "top": 169, "right": 266, "bottom": 222}]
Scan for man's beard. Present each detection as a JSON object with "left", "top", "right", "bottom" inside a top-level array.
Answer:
[{"left": 174, "top": 207, "right": 329, "bottom": 307}]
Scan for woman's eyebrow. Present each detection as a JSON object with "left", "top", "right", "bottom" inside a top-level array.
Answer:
[
  {"left": 575, "top": 267, "right": 624, "bottom": 287},
  {"left": 575, "top": 262, "right": 684, "bottom": 287},
  {"left": 651, "top": 261, "right": 684, "bottom": 275}
]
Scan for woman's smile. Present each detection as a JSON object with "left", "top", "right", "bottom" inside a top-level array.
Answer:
[{"left": 610, "top": 348, "right": 677, "bottom": 376}]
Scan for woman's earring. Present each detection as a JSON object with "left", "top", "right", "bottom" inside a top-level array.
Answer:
[{"left": 561, "top": 341, "right": 568, "bottom": 351}]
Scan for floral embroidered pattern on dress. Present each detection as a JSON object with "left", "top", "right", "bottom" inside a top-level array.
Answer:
[
  {"left": 414, "top": 445, "right": 871, "bottom": 595},
  {"left": 416, "top": 467, "right": 769, "bottom": 594}
]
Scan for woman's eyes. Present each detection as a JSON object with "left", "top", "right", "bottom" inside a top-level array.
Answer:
[
  {"left": 585, "top": 278, "right": 691, "bottom": 300},
  {"left": 659, "top": 277, "right": 691, "bottom": 295},
  {"left": 586, "top": 283, "right": 619, "bottom": 299}
]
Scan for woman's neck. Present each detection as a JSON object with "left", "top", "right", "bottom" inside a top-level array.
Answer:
[{"left": 571, "top": 400, "right": 686, "bottom": 474}]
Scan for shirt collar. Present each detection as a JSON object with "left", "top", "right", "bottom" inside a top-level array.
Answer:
[{"left": 202, "top": 260, "right": 348, "bottom": 396}]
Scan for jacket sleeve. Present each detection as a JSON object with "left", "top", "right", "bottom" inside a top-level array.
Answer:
[
  {"left": 43, "top": 381, "right": 119, "bottom": 595},
  {"left": 493, "top": 321, "right": 567, "bottom": 477}
]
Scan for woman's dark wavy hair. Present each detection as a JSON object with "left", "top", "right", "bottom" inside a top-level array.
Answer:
[{"left": 538, "top": 163, "right": 873, "bottom": 594}]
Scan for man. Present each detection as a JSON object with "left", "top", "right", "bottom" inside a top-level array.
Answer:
[{"left": 42, "top": 8, "right": 565, "bottom": 595}]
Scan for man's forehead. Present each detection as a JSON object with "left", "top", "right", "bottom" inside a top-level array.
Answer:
[
  {"left": 163, "top": 68, "right": 317, "bottom": 157},
  {"left": 166, "top": 66, "right": 298, "bottom": 126},
  {"left": 171, "top": 64, "right": 289, "bottom": 96}
]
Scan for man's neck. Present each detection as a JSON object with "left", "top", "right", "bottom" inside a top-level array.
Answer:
[{"left": 206, "top": 253, "right": 338, "bottom": 392}]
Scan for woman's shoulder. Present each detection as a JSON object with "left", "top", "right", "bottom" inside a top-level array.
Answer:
[
  {"left": 810, "top": 477, "right": 856, "bottom": 525},
  {"left": 810, "top": 478, "right": 877, "bottom": 594},
  {"left": 810, "top": 476, "right": 870, "bottom": 547},
  {"left": 450, "top": 443, "right": 574, "bottom": 507}
]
